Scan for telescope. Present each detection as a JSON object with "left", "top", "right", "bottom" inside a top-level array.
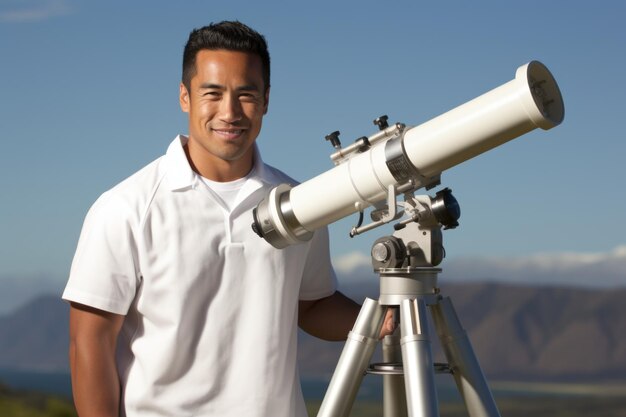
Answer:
[
  {"left": 251, "top": 61, "right": 564, "bottom": 247},
  {"left": 251, "top": 61, "right": 564, "bottom": 417}
]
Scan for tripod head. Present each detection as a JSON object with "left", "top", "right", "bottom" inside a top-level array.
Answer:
[
  {"left": 367, "top": 188, "right": 460, "bottom": 305},
  {"left": 370, "top": 187, "right": 459, "bottom": 269}
]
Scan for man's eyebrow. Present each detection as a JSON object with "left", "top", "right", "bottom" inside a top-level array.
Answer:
[
  {"left": 238, "top": 83, "right": 262, "bottom": 91},
  {"left": 199, "top": 83, "right": 224, "bottom": 90},
  {"left": 198, "top": 83, "right": 261, "bottom": 92}
]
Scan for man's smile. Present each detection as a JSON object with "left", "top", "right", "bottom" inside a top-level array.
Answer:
[{"left": 211, "top": 128, "right": 246, "bottom": 139}]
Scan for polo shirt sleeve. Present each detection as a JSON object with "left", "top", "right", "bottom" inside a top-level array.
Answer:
[
  {"left": 62, "top": 192, "right": 140, "bottom": 315},
  {"left": 298, "top": 226, "right": 338, "bottom": 300}
]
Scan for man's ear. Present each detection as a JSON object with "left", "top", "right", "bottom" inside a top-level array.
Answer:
[
  {"left": 179, "top": 83, "right": 190, "bottom": 113},
  {"left": 263, "top": 87, "right": 270, "bottom": 115}
]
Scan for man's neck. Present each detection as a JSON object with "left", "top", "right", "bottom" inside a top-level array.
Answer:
[{"left": 183, "top": 142, "right": 254, "bottom": 182}]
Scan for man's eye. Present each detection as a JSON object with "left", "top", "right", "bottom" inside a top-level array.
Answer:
[
  {"left": 204, "top": 91, "right": 221, "bottom": 99},
  {"left": 239, "top": 93, "right": 257, "bottom": 102}
]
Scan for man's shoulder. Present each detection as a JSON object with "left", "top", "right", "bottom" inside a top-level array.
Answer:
[
  {"left": 88, "top": 157, "right": 165, "bottom": 224},
  {"left": 107, "top": 157, "right": 164, "bottom": 199}
]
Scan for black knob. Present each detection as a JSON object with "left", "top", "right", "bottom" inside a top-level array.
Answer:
[
  {"left": 373, "top": 115, "right": 389, "bottom": 130},
  {"left": 325, "top": 131, "right": 342, "bottom": 149}
]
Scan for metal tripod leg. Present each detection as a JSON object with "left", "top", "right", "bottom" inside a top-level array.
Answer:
[
  {"left": 382, "top": 332, "right": 407, "bottom": 417},
  {"left": 431, "top": 296, "right": 501, "bottom": 417},
  {"left": 399, "top": 298, "right": 439, "bottom": 417},
  {"left": 317, "top": 298, "right": 386, "bottom": 417},
  {"left": 315, "top": 289, "right": 500, "bottom": 417}
]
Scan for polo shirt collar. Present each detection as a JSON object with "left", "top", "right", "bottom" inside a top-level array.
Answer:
[
  {"left": 164, "top": 135, "right": 196, "bottom": 191},
  {"left": 163, "top": 135, "right": 281, "bottom": 192}
]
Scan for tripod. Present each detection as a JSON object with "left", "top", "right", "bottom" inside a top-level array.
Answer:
[{"left": 316, "top": 219, "right": 501, "bottom": 417}]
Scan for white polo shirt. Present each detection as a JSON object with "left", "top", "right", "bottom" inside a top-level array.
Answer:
[{"left": 63, "top": 135, "right": 337, "bottom": 417}]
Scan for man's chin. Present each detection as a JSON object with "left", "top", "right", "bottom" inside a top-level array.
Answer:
[{"left": 215, "top": 145, "right": 254, "bottom": 163}]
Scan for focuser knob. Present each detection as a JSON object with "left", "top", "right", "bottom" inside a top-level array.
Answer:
[
  {"left": 373, "top": 115, "right": 389, "bottom": 130},
  {"left": 325, "top": 131, "right": 342, "bottom": 149}
]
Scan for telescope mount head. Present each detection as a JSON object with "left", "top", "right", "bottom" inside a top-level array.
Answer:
[{"left": 369, "top": 187, "right": 459, "bottom": 272}]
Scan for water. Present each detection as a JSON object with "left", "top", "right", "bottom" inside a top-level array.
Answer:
[
  {"left": 0, "top": 370, "right": 462, "bottom": 406},
  {"left": 302, "top": 375, "right": 625, "bottom": 402},
  {"left": 302, "top": 375, "right": 464, "bottom": 403},
  {"left": 0, "top": 368, "right": 73, "bottom": 398},
  {"left": 1, "top": 368, "right": 617, "bottom": 403},
  {"left": 0, "top": 370, "right": 461, "bottom": 402}
]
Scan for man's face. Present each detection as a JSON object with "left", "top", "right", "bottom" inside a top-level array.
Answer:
[{"left": 179, "top": 49, "right": 269, "bottom": 179}]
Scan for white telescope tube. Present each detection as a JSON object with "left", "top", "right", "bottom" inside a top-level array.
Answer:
[{"left": 252, "top": 61, "right": 564, "bottom": 248}]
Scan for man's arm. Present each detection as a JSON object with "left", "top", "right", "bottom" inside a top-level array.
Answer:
[
  {"left": 299, "top": 291, "right": 395, "bottom": 341},
  {"left": 69, "top": 302, "right": 125, "bottom": 417}
]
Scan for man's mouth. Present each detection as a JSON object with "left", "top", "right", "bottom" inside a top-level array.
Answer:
[{"left": 212, "top": 128, "right": 246, "bottom": 139}]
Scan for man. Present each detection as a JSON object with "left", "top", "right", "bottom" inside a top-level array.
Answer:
[{"left": 64, "top": 21, "right": 393, "bottom": 417}]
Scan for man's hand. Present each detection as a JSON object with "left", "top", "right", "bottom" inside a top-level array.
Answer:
[{"left": 379, "top": 307, "right": 397, "bottom": 339}]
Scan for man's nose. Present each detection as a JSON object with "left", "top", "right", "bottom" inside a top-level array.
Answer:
[{"left": 218, "top": 94, "right": 243, "bottom": 123}]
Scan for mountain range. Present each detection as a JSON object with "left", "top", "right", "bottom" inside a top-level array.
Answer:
[
  {"left": 302, "top": 280, "right": 626, "bottom": 382},
  {"left": 2, "top": 245, "right": 625, "bottom": 316},
  {"left": 1, "top": 279, "right": 625, "bottom": 383}
]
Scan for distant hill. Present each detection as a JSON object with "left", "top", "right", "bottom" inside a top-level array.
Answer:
[
  {"left": 1, "top": 282, "right": 626, "bottom": 383},
  {"left": 301, "top": 281, "right": 626, "bottom": 382},
  {"left": 0, "top": 295, "right": 69, "bottom": 372}
]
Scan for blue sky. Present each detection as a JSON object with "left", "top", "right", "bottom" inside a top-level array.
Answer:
[{"left": 1, "top": 0, "right": 625, "bottom": 292}]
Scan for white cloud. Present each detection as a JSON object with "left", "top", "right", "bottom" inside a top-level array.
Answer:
[
  {"left": 0, "top": 0, "right": 72, "bottom": 23},
  {"left": 491, "top": 245, "right": 626, "bottom": 270},
  {"left": 332, "top": 251, "right": 370, "bottom": 274},
  {"left": 332, "top": 245, "right": 626, "bottom": 288}
]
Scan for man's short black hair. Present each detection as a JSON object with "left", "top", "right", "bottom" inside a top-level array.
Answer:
[{"left": 182, "top": 21, "right": 270, "bottom": 93}]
